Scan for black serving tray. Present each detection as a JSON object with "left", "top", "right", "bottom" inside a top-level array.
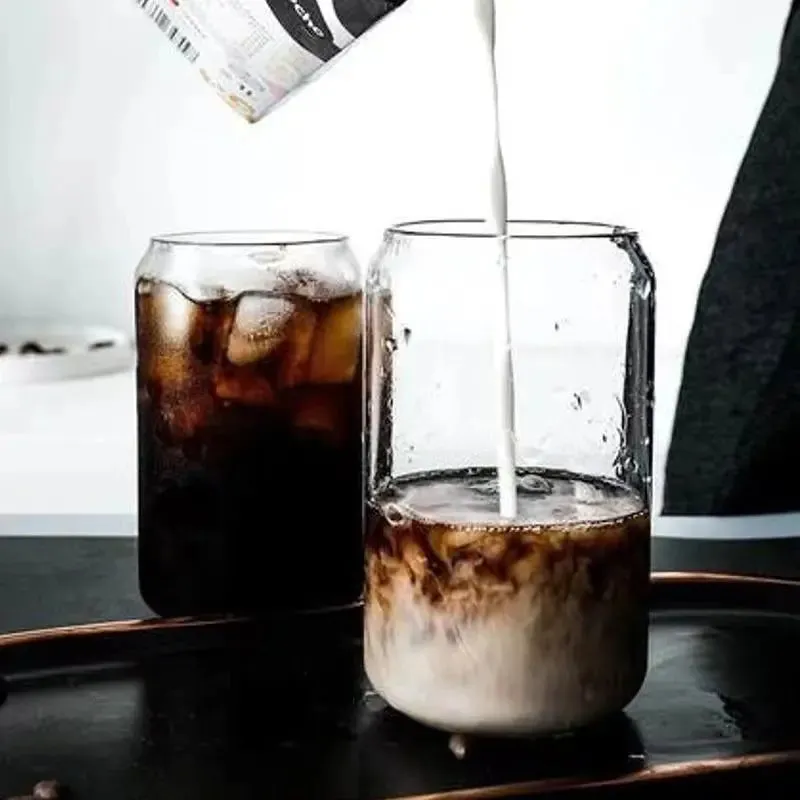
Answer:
[{"left": 1, "top": 573, "right": 799, "bottom": 799}]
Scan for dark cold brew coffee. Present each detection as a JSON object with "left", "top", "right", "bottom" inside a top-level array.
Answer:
[{"left": 137, "top": 275, "right": 362, "bottom": 617}]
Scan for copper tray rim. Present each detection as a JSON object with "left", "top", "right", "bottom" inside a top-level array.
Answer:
[{"left": 1, "top": 571, "right": 799, "bottom": 800}]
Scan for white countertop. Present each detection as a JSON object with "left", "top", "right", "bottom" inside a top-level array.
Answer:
[{"left": 0, "top": 370, "right": 137, "bottom": 533}]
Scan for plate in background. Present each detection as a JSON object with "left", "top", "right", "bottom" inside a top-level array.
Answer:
[{"left": 0, "top": 320, "right": 133, "bottom": 385}]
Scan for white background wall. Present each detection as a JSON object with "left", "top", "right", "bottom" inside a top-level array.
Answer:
[{"left": 0, "top": 0, "right": 793, "bottom": 529}]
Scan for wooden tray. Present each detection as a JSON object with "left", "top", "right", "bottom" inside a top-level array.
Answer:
[{"left": 1, "top": 573, "right": 799, "bottom": 799}]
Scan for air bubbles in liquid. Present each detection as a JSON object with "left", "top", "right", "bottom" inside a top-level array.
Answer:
[{"left": 384, "top": 504, "right": 407, "bottom": 526}]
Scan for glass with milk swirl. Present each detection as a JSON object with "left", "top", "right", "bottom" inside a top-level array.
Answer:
[{"left": 364, "top": 220, "right": 655, "bottom": 737}]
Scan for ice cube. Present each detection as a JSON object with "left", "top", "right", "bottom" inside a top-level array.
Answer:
[
  {"left": 138, "top": 281, "right": 201, "bottom": 349},
  {"left": 439, "top": 526, "right": 484, "bottom": 554},
  {"left": 276, "top": 305, "right": 317, "bottom": 388},
  {"left": 272, "top": 260, "right": 359, "bottom": 302},
  {"left": 306, "top": 294, "right": 361, "bottom": 385},
  {"left": 226, "top": 294, "right": 297, "bottom": 366},
  {"left": 214, "top": 365, "right": 277, "bottom": 407}
]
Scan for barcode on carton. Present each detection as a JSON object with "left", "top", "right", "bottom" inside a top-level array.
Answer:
[{"left": 135, "top": 0, "right": 200, "bottom": 63}]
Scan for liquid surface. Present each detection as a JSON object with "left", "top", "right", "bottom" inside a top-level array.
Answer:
[{"left": 381, "top": 469, "right": 645, "bottom": 528}]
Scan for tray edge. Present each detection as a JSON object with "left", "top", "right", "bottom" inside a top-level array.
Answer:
[
  {"left": 0, "top": 571, "right": 798, "bottom": 649},
  {"left": 394, "top": 750, "right": 800, "bottom": 800}
]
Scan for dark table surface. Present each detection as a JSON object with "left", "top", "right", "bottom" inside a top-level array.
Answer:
[{"left": 1, "top": 534, "right": 800, "bottom": 800}]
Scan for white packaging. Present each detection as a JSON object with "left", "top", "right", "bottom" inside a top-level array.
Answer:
[{"left": 132, "top": 0, "right": 405, "bottom": 122}]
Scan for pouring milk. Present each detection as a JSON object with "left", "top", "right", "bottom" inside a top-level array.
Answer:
[{"left": 474, "top": 0, "right": 518, "bottom": 519}]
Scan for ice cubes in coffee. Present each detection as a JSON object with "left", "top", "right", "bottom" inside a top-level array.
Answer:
[{"left": 136, "top": 272, "right": 363, "bottom": 617}]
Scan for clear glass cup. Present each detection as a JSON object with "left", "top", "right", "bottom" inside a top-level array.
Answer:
[
  {"left": 135, "top": 231, "right": 363, "bottom": 617},
  {"left": 364, "top": 220, "right": 655, "bottom": 736}
]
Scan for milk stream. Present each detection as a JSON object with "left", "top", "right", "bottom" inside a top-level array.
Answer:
[{"left": 475, "top": 0, "right": 518, "bottom": 519}]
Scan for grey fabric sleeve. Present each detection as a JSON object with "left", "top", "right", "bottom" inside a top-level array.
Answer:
[{"left": 663, "top": 1, "right": 800, "bottom": 516}]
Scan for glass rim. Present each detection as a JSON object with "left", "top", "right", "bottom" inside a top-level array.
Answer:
[
  {"left": 150, "top": 230, "right": 349, "bottom": 247},
  {"left": 385, "top": 219, "right": 638, "bottom": 240}
]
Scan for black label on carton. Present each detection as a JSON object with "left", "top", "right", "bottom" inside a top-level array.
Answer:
[
  {"left": 334, "top": 0, "right": 398, "bottom": 37},
  {"left": 266, "top": 0, "right": 341, "bottom": 61}
]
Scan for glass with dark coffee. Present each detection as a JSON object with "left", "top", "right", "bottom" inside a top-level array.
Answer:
[
  {"left": 136, "top": 231, "right": 363, "bottom": 617},
  {"left": 365, "top": 220, "right": 655, "bottom": 736}
]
